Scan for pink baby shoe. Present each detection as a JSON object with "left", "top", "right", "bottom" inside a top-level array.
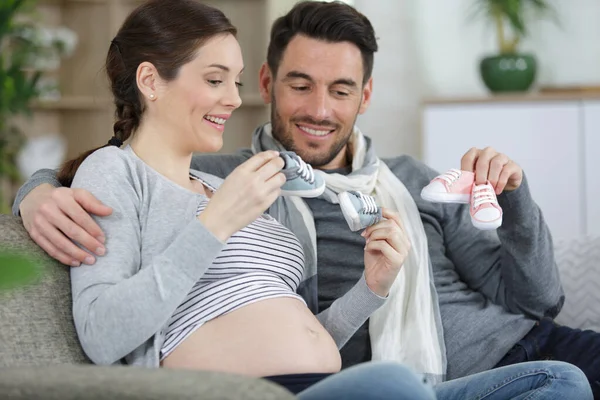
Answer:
[
  {"left": 470, "top": 182, "right": 503, "bottom": 230},
  {"left": 421, "top": 169, "right": 474, "bottom": 204}
]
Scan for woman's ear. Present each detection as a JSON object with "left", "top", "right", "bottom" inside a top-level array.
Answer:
[{"left": 136, "top": 61, "right": 159, "bottom": 102}]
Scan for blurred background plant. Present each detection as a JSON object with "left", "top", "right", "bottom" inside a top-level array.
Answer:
[
  {"left": 472, "top": 0, "right": 556, "bottom": 54},
  {"left": 0, "top": 247, "right": 42, "bottom": 291},
  {"left": 0, "top": 0, "right": 77, "bottom": 214},
  {"left": 470, "top": 0, "right": 558, "bottom": 92}
]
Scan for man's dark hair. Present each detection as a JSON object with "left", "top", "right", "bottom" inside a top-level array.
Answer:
[{"left": 267, "top": 1, "right": 378, "bottom": 85}]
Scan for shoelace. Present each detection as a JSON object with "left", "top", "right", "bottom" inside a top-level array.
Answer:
[
  {"left": 355, "top": 192, "right": 378, "bottom": 214},
  {"left": 437, "top": 169, "right": 462, "bottom": 186},
  {"left": 292, "top": 154, "right": 315, "bottom": 184},
  {"left": 472, "top": 183, "right": 498, "bottom": 208}
]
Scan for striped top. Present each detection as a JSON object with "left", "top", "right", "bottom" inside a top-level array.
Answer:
[{"left": 160, "top": 177, "right": 306, "bottom": 359}]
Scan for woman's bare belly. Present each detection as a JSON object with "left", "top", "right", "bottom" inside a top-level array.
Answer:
[{"left": 161, "top": 297, "right": 342, "bottom": 377}]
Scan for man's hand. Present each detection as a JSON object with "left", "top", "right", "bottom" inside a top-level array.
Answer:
[
  {"left": 362, "top": 208, "right": 410, "bottom": 297},
  {"left": 461, "top": 147, "right": 523, "bottom": 195},
  {"left": 19, "top": 184, "right": 112, "bottom": 266}
]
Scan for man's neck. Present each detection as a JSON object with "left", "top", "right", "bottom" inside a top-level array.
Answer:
[
  {"left": 322, "top": 165, "right": 352, "bottom": 176},
  {"left": 316, "top": 145, "right": 352, "bottom": 171}
]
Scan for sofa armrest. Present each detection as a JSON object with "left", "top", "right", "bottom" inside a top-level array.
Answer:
[{"left": 0, "top": 365, "right": 296, "bottom": 400}]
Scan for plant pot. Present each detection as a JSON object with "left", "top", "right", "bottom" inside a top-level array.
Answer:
[{"left": 480, "top": 54, "right": 537, "bottom": 93}]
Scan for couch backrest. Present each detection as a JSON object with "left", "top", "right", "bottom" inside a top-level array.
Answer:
[{"left": 0, "top": 214, "right": 89, "bottom": 366}]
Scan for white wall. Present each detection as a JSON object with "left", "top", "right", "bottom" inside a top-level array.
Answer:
[
  {"left": 415, "top": 0, "right": 600, "bottom": 96},
  {"left": 353, "top": 0, "right": 600, "bottom": 159},
  {"left": 353, "top": 0, "right": 425, "bottom": 159}
]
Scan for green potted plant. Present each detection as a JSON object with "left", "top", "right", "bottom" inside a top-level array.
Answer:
[
  {"left": 473, "top": 0, "right": 556, "bottom": 93},
  {"left": 0, "top": 0, "right": 76, "bottom": 214}
]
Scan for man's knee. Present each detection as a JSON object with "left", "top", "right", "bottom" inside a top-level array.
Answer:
[
  {"left": 533, "top": 361, "right": 593, "bottom": 399},
  {"left": 554, "top": 362, "right": 593, "bottom": 398}
]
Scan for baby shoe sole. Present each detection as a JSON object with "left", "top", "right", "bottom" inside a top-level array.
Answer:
[
  {"left": 421, "top": 188, "right": 470, "bottom": 204},
  {"left": 338, "top": 191, "right": 362, "bottom": 232},
  {"left": 471, "top": 216, "right": 502, "bottom": 230},
  {"left": 281, "top": 183, "right": 326, "bottom": 198}
]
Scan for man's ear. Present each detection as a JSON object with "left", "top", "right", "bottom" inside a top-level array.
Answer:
[
  {"left": 358, "top": 77, "right": 373, "bottom": 115},
  {"left": 258, "top": 62, "right": 273, "bottom": 105}
]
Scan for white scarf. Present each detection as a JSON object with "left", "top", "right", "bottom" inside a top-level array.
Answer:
[{"left": 252, "top": 123, "right": 446, "bottom": 383}]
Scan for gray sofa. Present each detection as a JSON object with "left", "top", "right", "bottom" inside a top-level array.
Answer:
[{"left": 0, "top": 214, "right": 296, "bottom": 400}]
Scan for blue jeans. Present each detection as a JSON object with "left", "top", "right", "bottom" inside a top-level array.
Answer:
[
  {"left": 295, "top": 362, "right": 436, "bottom": 400},
  {"left": 280, "top": 360, "right": 591, "bottom": 400},
  {"left": 436, "top": 361, "right": 592, "bottom": 400},
  {"left": 495, "top": 318, "right": 600, "bottom": 398}
]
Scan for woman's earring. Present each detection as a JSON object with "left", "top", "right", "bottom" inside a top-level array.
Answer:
[{"left": 149, "top": 94, "right": 155, "bottom": 100}]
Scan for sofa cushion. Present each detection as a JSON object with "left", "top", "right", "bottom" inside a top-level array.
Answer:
[
  {"left": 0, "top": 214, "right": 89, "bottom": 366},
  {"left": 0, "top": 365, "right": 297, "bottom": 400}
]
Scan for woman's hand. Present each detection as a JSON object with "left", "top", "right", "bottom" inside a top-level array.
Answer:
[{"left": 198, "top": 151, "right": 286, "bottom": 241}]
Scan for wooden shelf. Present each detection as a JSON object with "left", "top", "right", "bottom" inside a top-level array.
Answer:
[
  {"left": 31, "top": 94, "right": 264, "bottom": 111},
  {"left": 422, "top": 91, "right": 600, "bottom": 106},
  {"left": 39, "top": 0, "right": 110, "bottom": 5},
  {"left": 37, "top": 0, "right": 111, "bottom": 6},
  {"left": 31, "top": 96, "right": 112, "bottom": 110},
  {"left": 240, "top": 94, "right": 266, "bottom": 107}
]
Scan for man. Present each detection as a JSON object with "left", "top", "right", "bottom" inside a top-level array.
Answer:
[{"left": 13, "top": 1, "right": 600, "bottom": 397}]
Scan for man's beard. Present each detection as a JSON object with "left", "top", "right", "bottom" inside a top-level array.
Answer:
[{"left": 270, "top": 94, "right": 356, "bottom": 168}]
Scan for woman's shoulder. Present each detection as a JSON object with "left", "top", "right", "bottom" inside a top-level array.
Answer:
[
  {"left": 73, "top": 146, "right": 143, "bottom": 192},
  {"left": 80, "top": 146, "right": 136, "bottom": 172}
]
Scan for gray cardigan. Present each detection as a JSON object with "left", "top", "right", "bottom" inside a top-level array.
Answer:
[{"left": 65, "top": 146, "right": 385, "bottom": 366}]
